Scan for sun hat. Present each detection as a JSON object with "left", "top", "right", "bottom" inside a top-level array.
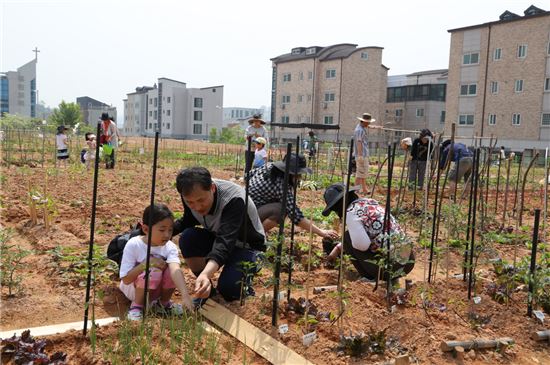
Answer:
[
  {"left": 356, "top": 113, "right": 376, "bottom": 123},
  {"left": 254, "top": 137, "right": 267, "bottom": 145},
  {"left": 273, "top": 153, "right": 312, "bottom": 175},
  {"left": 100, "top": 112, "right": 110, "bottom": 121},
  {"left": 322, "top": 183, "right": 361, "bottom": 216},
  {"left": 248, "top": 114, "right": 266, "bottom": 125}
]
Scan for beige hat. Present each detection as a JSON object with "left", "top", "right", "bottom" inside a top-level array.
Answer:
[
  {"left": 254, "top": 137, "right": 267, "bottom": 145},
  {"left": 357, "top": 113, "right": 376, "bottom": 123},
  {"left": 401, "top": 137, "right": 412, "bottom": 147}
]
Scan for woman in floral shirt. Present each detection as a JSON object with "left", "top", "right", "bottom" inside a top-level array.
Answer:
[{"left": 322, "top": 183, "right": 415, "bottom": 282}]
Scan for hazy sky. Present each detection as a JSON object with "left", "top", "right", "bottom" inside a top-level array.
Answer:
[{"left": 1, "top": 0, "right": 543, "bottom": 119}]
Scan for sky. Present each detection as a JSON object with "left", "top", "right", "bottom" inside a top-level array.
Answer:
[{"left": 0, "top": 0, "right": 543, "bottom": 121}]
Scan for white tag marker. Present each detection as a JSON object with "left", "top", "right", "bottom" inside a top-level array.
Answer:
[
  {"left": 302, "top": 331, "right": 317, "bottom": 347},
  {"left": 473, "top": 296, "right": 481, "bottom": 304},
  {"left": 278, "top": 324, "right": 289, "bottom": 334}
]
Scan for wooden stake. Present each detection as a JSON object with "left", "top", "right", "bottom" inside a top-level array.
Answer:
[{"left": 440, "top": 338, "right": 514, "bottom": 352}]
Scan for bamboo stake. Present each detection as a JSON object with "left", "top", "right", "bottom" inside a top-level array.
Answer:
[
  {"left": 527, "top": 209, "right": 540, "bottom": 317},
  {"left": 518, "top": 153, "right": 539, "bottom": 227},
  {"left": 287, "top": 136, "right": 300, "bottom": 301},
  {"left": 370, "top": 155, "right": 389, "bottom": 198},
  {"left": 502, "top": 156, "right": 512, "bottom": 228}
]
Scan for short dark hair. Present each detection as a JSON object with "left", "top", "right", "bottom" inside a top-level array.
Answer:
[
  {"left": 176, "top": 167, "right": 213, "bottom": 196},
  {"left": 85, "top": 132, "right": 93, "bottom": 141},
  {"left": 142, "top": 203, "right": 174, "bottom": 227}
]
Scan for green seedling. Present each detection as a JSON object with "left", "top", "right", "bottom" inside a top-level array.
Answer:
[{"left": 0, "top": 228, "right": 32, "bottom": 297}]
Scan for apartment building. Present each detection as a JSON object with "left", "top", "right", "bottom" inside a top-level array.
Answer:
[
  {"left": 270, "top": 44, "right": 388, "bottom": 143},
  {"left": 123, "top": 78, "right": 223, "bottom": 140},
  {"left": 0, "top": 58, "right": 37, "bottom": 118},
  {"left": 386, "top": 69, "right": 447, "bottom": 137},
  {"left": 446, "top": 5, "right": 550, "bottom": 150},
  {"left": 77, "top": 96, "right": 117, "bottom": 125}
]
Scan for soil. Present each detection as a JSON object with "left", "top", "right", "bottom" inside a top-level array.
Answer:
[{"left": 1, "top": 140, "right": 549, "bottom": 364}]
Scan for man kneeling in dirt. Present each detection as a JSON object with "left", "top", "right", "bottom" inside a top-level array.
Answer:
[{"left": 173, "top": 167, "right": 266, "bottom": 306}]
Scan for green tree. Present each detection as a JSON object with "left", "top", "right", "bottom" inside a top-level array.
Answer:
[
  {"left": 209, "top": 127, "right": 219, "bottom": 143},
  {"left": 49, "top": 101, "right": 82, "bottom": 127},
  {"left": 218, "top": 125, "right": 244, "bottom": 144}
]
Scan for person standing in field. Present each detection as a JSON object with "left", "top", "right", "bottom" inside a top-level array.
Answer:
[
  {"left": 244, "top": 114, "right": 268, "bottom": 171},
  {"left": 100, "top": 113, "right": 119, "bottom": 169},
  {"left": 55, "top": 125, "right": 70, "bottom": 168},
  {"left": 252, "top": 137, "right": 268, "bottom": 169},
  {"left": 353, "top": 113, "right": 382, "bottom": 194},
  {"left": 408, "top": 129, "right": 434, "bottom": 189}
]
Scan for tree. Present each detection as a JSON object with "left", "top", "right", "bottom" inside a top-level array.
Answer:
[
  {"left": 48, "top": 101, "right": 82, "bottom": 127},
  {"left": 209, "top": 127, "right": 219, "bottom": 143}
]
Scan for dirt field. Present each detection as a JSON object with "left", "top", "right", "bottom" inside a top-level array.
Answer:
[{"left": 1, "top": 140, "right": 549, "bottom": 364}]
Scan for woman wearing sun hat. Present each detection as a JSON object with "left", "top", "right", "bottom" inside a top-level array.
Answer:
[
  {"left": 248, "top": 153, "right": 339, "bottom": 240},
  {"left": 322, "top": 183, "right": 415, "bottom": 282},
  {"left": 244, "top": 114, "right": 268, "bottom": 171}
]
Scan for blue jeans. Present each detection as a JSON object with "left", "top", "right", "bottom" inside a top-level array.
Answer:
[{"left": 179, "top": 227, "right": 262, "bottom": 301}]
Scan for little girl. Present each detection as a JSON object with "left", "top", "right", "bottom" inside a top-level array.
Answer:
[
  {"left": 55, "top": 125, "right": 69, "bottom": 168},
  {"left": 83, "top": 133, "right": 97, "bottom": 170},
  {"left": 119, "top": 203, "right": 193, "bottom": 320},
  {"left": 253, "top": 137, "right": 267, "bottom": 168}
]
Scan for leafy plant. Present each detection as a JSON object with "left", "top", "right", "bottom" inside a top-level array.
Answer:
[
  {"left": 1, "top": 330, "right": 67, "bottom": 364},
  {"left": 0, "top": 228, "right": 32, "bottom": 297}
]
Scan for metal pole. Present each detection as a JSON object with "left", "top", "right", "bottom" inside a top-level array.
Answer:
[
  {"left": 271, "top": 143, "right": 292, "bottom": 327},
  {"left": 527, "top": 209, "right": 541, "bottom": 317},
  {"left": 287, "top": 136, "right": 300, "bottom": 301},
  {"left": 142, "top": 131, "right": 160, "bottom": 320},
  {"left": 82, "top": 122, "right": 102, "bottom": 335},
  {"left": 240, "top": 137, "right": 252, "bottom": 306},
  {"left": 463, "top": 150, "right": 476, "bottom": 281},
  {"left": 384, "top": 143, "right": 396, "bottom": 307},
  {"left": 467, "top": 149, "right": 480, "bottom": 299}
]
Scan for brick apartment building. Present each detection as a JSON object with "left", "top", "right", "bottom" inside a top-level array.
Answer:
[
  {"left": 445, "top": 5, "right": 550, "bottom": 150},
  {"left": 270, "top": 44, "right": 388, "bottom": 144}
]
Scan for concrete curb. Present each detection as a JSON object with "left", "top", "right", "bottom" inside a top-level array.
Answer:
[{"left": 0, "top": 317, "right": 119, "bottom": 339}]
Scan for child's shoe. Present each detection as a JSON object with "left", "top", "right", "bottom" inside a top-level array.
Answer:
[
  {"left": 154, "top": 301, "right": 184, "bottom": 317},
  {"left": 127, "top": 306, "right": 143, "bottom": 321}
]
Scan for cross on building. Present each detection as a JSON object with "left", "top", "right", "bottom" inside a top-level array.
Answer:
[{"left": 32, "top": 47, "right": 40, "bottom": 62}]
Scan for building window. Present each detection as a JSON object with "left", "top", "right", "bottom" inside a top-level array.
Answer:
[
  {"left": 395, "top": 109, "right": 403, "bottom": 117},
  {"left": 154, "top": 98, "right": 158, "bottom": 107},
  {"left": 541, "top": 113, "right": 550, "bottom": 126},
  {"left": 490, "top": 81, "right": 499, "bottom": 94},
  {"left": 458, "top": 114, "right": 474, "bottom": 125},
  {"left": 548, "top": 42, "right": 550, "bottom": 55},
  {"left": 326, "top": 69, "right": 336, "bottom": 79},
  {"left": 517, "top": 44, "right": 527, "bottom": 58},
  {"left": 299, "top": 72, "right": 304, "bottom": 80},
  {"left": 149, "top": 123, "right": 152, "bottom": 129},
  {"left": 416, "top": 108, "right": 424, "bottom": 117},
  {"left": 360, "top": 52, "right": 368, "bottom": 60},
  {"left": 166, "top": 123, "right": 170, "bottom": 129},
  {"left": 194, "top": 98, "right": 203, "bottom": 108},
  {"left": 488, "top": 114, "right": 497, "bottom": 125},
  {"left": 149, "top": 111, "right": 152, "bottom": 117},
  {"left": 463, "top": 52, "right": 479, "bottom": 65},
  {"left": 515, "top": 79, "right": 524, "bottom": 93},
  {"left": 281, "top": 116, "right": 289, "bottom": 124},
  {"left": 154, "top": 111, "right": 157, "bottom": 119},
  {"left": 307, "top": 94, "right": 312, "bottom": 102},
  {"left": 308, "top": 71, "right": 313, "bottom": 80},
  {"left": 460, "top": 83, "right": 477, "bottom": 96},
  {"left": 167, "top": 109, "right": 171, "bottom": 116},
  {"left": 298, "top": 95, "right": 304, "bottom": 103},
  {"left": 282, "top": 95, "right": 290, "bottom": 104},
  {"left": 545, "top": 78, "right": 550, "bottom": 92},
  {"left": 283, "top": 73, "right": 291, "bottom": 82},
  {"left": 167, "top": 97, "right": 171, "bottom": 103},
  {"left": 440, "top": 110, "right": 446, "bottom": 123},
  {"left": 324, "top": 92, "right": 335, "bottom": 102},
  {"left": 493, "top": 48, "right": 502, "bottom": 60},
  {"left": 194, "top": 111, "right": 202, "bottom": 121},
  {"left": 512, "top": 113, "right": 521, "bottom": 125},
  {"left": 324, "top": 116, "right": 334, "bottom": 125},
  {"left": 149, "top": 99, "right": 152, "bottom": 104},
  {"left": 193, "top": 124, "right": 202, "bottom": 134},
  {"left": 305, "top": 47, "right": 316, "bottom": 55}
]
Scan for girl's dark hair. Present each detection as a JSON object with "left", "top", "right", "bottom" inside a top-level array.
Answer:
[
  {"left": 176, "top": 167, "right": 213, "bottom": 196},
  {"left": 85, "top": 132, "right": 93, "bottom": 141},
  {"left": 142, "top": 203, "right": 174, "bottom": 227}
]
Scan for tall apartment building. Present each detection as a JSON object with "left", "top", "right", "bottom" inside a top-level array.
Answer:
[
  {"left": 76, "top": 96, "right": 117, "bottom": 125},
  {"left": 270, "top": 44, "right": 388, "bottom": 143},
  {"left": 386, "top": 69, "right": 447, "bottom": 136},
  {"left": 123, "top": 78, "right": 223, "bottom": 139},
  {"left": 0, "top": 59, "right": 37, "bottom": 117},
  {"left": 446, "top": 5, "right": 550, "bottom": 150}
]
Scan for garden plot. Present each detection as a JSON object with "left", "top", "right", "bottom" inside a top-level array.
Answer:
[{"left": 1, "top": 135, "right": 549, "bottom": 364}]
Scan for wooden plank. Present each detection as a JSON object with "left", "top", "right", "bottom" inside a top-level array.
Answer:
[
  {"left": 199, "top": 300, "right": 314, "bottom": 365},
  {"left": 0, "top": 317, "right": 119, "bottom": 339}
]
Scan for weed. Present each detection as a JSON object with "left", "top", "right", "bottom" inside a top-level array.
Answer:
[{"left": 0, "top": 228, "right": 32, "bottom": 297}]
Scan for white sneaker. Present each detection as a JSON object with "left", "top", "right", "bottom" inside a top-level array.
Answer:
[{"left": 127, "top": 306, "right": 143, "bottom": 321}]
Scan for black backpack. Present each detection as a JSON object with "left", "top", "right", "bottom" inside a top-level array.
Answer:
[{"left": 107, "top": 225, "right": 142, "bottom": 268}]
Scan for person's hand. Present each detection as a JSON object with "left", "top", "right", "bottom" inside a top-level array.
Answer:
[
  {"left": 321, "top": 229, "right": 339, "bottom": 240},
  {"left": 182, "top": 296, "right": 194, "bottom": 312},
  {"left": 144, "top": 257, "right": 166, "bottom": 271},
  {"left": 194, "top": 274, "right": 212, "bottom": 299}
]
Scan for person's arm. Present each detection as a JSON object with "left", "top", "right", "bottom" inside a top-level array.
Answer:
[
  {"left": 346, "top": 212, "right": 371, "bottom": 251},
  {"left": 297, "top": 217, "right": 338, "bottom": 239},
  {"left": 410, "top": 139, "right": 419, "bottom": 160},
  {"left": 173, "top": 202, "right": 200, "bottom": 237},
  {"left": 168, "top": 262, "right": 194, "bottom": 310},
  {"left": 121, "top": 256, "right": 166, "bottom": 285},
  {"left": 355, "top": 130, "right": 364, "bottom": 157}
]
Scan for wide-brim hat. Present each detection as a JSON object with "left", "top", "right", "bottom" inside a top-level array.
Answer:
[
  {"left": 57, "top": 125, "right": 69, "bottom": 133},
  {"left": 254, "top": 137, "right": 267, "bottom": 145},
  {"left": 356, "top": 113, "right": 376, "bottom": 123},
  {"left": 273, "top": 153, "right": 312, "bottom": 175},
  {"left": 248, "top": 117, "right": 266, "bottom": 125},
  {"left": 322, "top": 183, "right": 361, "bottom": 216},
  {"left": 100, "top": 112, "right": 110, "bottom": 121}
]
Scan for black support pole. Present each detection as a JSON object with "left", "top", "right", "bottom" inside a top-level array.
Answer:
[
  {"left": 142, "top": 131, "right": 160, "bottom": 320},
  {"left": 240, "top": 138, "right": 253, "bottom": 306},
  {"left": 467, "top": 149, "right": 480, "bottom": 299},
  {"left": 272, "top": 143, "right": 292, "bottom": 327},
  {"left": 428, "top": 149, "right": 442, "bottom": 283},
  {"left": 83, "top": 122, "right": 102, "bottom": 336},
  {"left": 287, "top": 136, "right": 300, "bottom": 301},
  {"left": 527, "top": 209, "right": 541, "bottom": 317}
]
